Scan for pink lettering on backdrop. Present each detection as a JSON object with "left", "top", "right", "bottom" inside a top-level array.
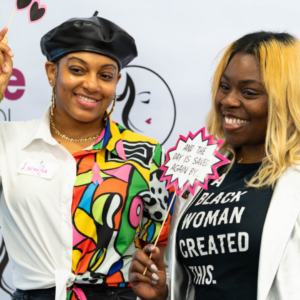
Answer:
[{"left": 5, "top": 68, "right": 26, "bottom": 101}]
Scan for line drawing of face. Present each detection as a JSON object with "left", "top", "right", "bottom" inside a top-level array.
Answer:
[{"left": 115, "top": 66, "right": 176, "bottom": 145}]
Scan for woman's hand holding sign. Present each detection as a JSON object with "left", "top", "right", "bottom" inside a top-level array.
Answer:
[
  {"left": 0, "top": 27, "right": 14, "bottom": 96},
  {"left": 129, "top": 244, "right": 168, "bottom": 300}
]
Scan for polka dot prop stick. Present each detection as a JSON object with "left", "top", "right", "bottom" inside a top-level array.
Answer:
[
  {"left": 143, "top": 192, "right": 176, "bottom": 275},
  {"left": 143, "top": 127, "right": 230, "bottom": 275}
]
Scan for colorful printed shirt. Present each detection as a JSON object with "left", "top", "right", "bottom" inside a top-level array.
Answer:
[{"left": 68, "top": 116, "right": 174, "bottom": 299}]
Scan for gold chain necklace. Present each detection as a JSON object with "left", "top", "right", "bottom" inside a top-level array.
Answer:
[
  {"left": 238, "top": 155, "right": 265, "bottom": 163},
  {"left": 50, "top": 115, "right": 100, "bottom": 142}
]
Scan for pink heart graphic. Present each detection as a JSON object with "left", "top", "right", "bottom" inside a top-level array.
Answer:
[
  {"left": 145, "top": 118, "right": 152, "bottom": 124},
  {"left": 28, "top": 0, "right": 47, "bottom": 23},
  {"left": 16, "top": 0, "right": 32, "bottom": 11}
]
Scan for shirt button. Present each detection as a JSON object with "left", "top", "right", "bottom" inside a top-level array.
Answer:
[
  {"left": 66, "top": 252, "right": 69, "bottom": 257},
  {"left": 65, "top": 216, "right": 70, "bottom": 222}
]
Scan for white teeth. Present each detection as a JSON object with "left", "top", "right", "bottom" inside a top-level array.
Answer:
[
  {"left": 225, "top": 117, "right": 247, "bottom": 125},
  {"left": 77, "top": 94, "right": 98, "bottom": 103}
]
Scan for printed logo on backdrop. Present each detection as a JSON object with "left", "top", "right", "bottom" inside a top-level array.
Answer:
[
  {"left": 115, "top": 65, "right": 176, "bottom": 145},
  {"left": 0, "top": 68, "right": 26, "bottom": 121}
]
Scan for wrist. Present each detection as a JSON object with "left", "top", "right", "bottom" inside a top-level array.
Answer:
[
  {"left": 157, "top": 284, "right": 168, "bottom": 300},
  {"left": 138, "top": 284, "right": 168, "bottom": 300}
]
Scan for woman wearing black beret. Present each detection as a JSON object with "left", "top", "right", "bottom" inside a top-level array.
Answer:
[
  {"left": 0, "top": 12, "right": 172, "bottom": 300},
  {"left": 129, "top": 31, "right": 300, "bottom": 300}
]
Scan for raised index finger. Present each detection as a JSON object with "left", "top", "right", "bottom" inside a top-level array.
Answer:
[{"left": 0, "top": 28, "right": 8, "bottom": 42}]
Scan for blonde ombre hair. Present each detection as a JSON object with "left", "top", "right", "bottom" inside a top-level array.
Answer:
[{"left": 206, "top": 32, "right": 300, "bottom": 188}]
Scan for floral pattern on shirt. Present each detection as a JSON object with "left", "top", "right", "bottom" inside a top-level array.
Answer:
[{"left": 68, "top": 117, "right": 174, "bottom": 299}]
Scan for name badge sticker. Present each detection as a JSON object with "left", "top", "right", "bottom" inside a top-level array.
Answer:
[{"left": 18, "top": 159, "right": 58, "bottom": 179}]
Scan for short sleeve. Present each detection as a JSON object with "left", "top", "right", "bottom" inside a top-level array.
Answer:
[{"left": 139, "top": 144, "right": 175, "bottom": 245}]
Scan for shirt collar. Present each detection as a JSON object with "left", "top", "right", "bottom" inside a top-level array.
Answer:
[
  {"left": 21, "top": 107, "right": 127, "bottom": 161},
  {"left": 21, "top": 105, "right": 58, "bottom": 149},
  {"left": 92, "top": 114, "right": 127, "bottom": 160}
]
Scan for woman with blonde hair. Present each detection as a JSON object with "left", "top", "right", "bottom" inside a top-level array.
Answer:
[{"left": 128, "top": 31, "right": 300, "bottom": 300}]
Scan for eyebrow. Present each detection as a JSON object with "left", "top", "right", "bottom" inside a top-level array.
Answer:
[
  {"left": 238, "top": 79, "right": 263, "bottom": 87},
  {"left": 138, "top": 91, "right": 150, "bottom": 95},
  {"left": 68, "top": 57, "right": 88, "bottom": 65},
  {"left": 222, "top": 74, "right": 263, "bottom": 87},
  {"left": 67, "top": 57, "right": 117, "bottom": 70},
  {"left": 101, "top": 64, "right": 117, "bottom": 70}
]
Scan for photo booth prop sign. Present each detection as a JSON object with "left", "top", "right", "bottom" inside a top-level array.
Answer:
[
  {"left": 160, "top": 127, "right": 230, "bottom": 196},
  {"left": 143, "top": 128, "right": 230, "bottom": 275},
  {"left": 5, "top": 0, "right": 47, "bottom": 35},
  {"left": 16, "top": 0, "right": 47, "bottom": 23}
]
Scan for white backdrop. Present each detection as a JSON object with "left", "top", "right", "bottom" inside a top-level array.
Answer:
[{"left": 1, "top": 0, "right": 300, "bottom": 297}]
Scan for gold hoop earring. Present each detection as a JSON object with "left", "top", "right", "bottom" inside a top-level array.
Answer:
[
  {"left": 51, "top": 87, "right": 56, "bottom": 116},
  {"left": 104, "top": 93, "right": 117, "bottom": 124}
]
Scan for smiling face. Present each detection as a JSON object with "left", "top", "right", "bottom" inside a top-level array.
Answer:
[
  {"left": 215, "top": 53, "right": 269, "bottom": 149},
  {"left": 47, "top": 52, "right": 121, "bottom": 124}
]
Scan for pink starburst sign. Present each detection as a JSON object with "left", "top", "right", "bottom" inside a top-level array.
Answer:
[{"left": 160, "top": 127, "right": 231, "bottom": 196}]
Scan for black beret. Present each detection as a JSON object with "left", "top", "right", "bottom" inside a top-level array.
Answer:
[{"left": 40, "top": 11, "right": 138, "bottom": 70}]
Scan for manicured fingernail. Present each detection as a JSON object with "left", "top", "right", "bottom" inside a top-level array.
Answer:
[
  {"left": 3, "top": 66, "right": 8, "bottom": 73},
  {"left": 8, "top": 51, "right": 13, "bottom": 57},
  {"left": 151, "top": 280, "right": 157, "bottom": 285},
  {"left": 152, "top": 273, "right": 159, "bottom": 281},
  {"left": 149, "top": 245, "right": 155, "bottom": 251},
  {"left": 150, "top": 264, "right": 158, "bottom": 272}
]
